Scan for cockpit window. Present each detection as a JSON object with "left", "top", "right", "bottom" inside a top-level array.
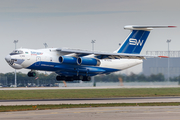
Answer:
[{"left": 10, "top": 50, "right": 24, "bottom": 55}]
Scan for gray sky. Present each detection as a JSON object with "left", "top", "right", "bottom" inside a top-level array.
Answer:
[{"left": 1, "top": 0, "right": 180, "bottom": 74}]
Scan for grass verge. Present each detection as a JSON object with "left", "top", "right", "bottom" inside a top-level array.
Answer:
[
  {"left": 0, "top": 102, "right": 180, "bottom": 112},
  {"left": 1, "top": 87, "right": 180, "bottom": 100}
]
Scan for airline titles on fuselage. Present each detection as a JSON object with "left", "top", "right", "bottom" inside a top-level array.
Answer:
[{"left": 31, "top": 51, "right": 43, "bottom": 56}]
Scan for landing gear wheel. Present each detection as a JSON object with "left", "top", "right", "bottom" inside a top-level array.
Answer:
[
  {"left": 82, "top": 76, "right": 91, "bottom": 81},
  {"left": 27, "top": 71, "right": 36, "bottom": 77}
]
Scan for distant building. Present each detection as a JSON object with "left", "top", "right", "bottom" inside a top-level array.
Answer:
[{"left": 143, "top": 51, "right": 180, "bottom": 78}]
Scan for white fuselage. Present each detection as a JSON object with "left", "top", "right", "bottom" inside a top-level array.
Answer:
[{"left": 5, "top": 48, "right": 143, "bottom": 76}]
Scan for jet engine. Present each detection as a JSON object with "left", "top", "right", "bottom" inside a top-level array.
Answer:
[
  {"left": 77, "top": 57, "right": 100, "bottom": 66},
  {"left": 59, "top": 56, "right": 77, "bottom": 65}
]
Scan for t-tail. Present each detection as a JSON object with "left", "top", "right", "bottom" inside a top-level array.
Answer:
[{"left": 115, "top": 25, "right": 176, "bottom": 54}]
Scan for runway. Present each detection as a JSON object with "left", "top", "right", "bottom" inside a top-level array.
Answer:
[
  {"left": 0, "top": 106, "right": 180, "bottom": 120},
  {"left": 1, "top": 97, "right": 180, "bottom": 106},
  {"left": 1, "top": 87, "right": 180, "bottom": 120}
]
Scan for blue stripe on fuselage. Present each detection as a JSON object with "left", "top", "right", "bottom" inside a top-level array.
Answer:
[{"left": 27, "top": 61, "right": 119, "bottom": 76}]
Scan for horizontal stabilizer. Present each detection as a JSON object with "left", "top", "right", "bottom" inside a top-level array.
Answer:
[{"left": 124, "top": 25, "right": 176, "bottom": 30}]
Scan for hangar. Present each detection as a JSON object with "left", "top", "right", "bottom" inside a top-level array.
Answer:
[{"left": 143, "top": 51, "right": 180, "bottom": 78}]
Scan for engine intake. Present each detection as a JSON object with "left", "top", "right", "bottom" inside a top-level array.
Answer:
[
  {"left": 59, "top": 56, "right": 77, "bottom": 65},
  {"left": 77, "top": 57, "right": 100, "bottom": 66}
]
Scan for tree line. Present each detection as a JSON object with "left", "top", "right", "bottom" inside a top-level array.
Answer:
[
  {"left": 0, "top": 72, "right": 180, "bottom": 87},
  {"left": 0, "top": 72, "right": 57, "bottom": 87},
  {"left": 95, "top": 73, "right": 165, "bottom": 82}
]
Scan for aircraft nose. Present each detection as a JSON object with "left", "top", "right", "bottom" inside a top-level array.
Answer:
[{"left": 5, "top": 55, "right": 11, "bottom": 62}]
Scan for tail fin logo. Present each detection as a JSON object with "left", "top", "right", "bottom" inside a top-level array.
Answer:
[{"left": 129, "top": 38, "right": 144, "bottom": 46}]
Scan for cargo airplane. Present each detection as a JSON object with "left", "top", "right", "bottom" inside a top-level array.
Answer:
[{"left": 5, "top": 25, "right": 175, "bottom": 81}]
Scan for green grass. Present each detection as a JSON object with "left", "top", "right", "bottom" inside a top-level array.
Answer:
[
  {"left": 1, "top": 88, "right": 180, "bottom": 112},
  {"left": 1, "top": 102, "right": 180, "bottom": 112},
  {"left": 0, "top": 87, "right": 180, "bottom": 100}
]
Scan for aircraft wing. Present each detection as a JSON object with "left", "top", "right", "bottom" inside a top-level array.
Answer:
[{"left": 56, "top": 48, "right": 165, "bottom": 59}]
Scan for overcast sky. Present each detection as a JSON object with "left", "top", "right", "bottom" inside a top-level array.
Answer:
[{"left": 1, "top": 0, "right": 180, "bottom": 74}]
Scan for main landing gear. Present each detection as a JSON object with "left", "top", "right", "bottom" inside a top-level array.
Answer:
[
  {"left": 56, "top": 75, "right": 91, "bottom": 81},
  {"left": 27, "top": 71, "right": 36, "bottom": 77}
]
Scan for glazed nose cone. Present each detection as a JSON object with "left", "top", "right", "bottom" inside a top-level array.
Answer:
[{"left": 5, "top": 55, "right": 11, "bottom": 62}]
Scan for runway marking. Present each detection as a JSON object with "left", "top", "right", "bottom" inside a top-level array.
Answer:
[
  {"left": 74, "top": 112, "right": 81, "bottom": 113},
  {"left": 50, "top": 112, "right": 58, "bottom": 114}
]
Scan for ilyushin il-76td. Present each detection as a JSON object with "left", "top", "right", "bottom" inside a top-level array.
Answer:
[{"left": 5, "top": 25, "right": 175, "bottom": 81}]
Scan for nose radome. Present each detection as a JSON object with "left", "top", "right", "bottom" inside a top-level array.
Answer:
[{"left": 5, "top": 55, "right": 11, "bottom": 62}]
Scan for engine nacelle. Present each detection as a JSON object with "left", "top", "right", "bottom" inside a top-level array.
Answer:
[
  {"left": 77, "top": 57, "right": 100, "bottom": 66},
  {"left": 59, "top": 56, "right": 77, "bottom": 65}
]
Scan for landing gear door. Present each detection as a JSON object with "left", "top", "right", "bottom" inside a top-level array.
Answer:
[{"left": 35, "top": 56, "right": 41, "bottom": 66}]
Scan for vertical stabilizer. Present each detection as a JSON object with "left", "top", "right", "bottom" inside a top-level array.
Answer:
[{"left": 115, "top": 25, "right": 176, "bottom": 54}]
